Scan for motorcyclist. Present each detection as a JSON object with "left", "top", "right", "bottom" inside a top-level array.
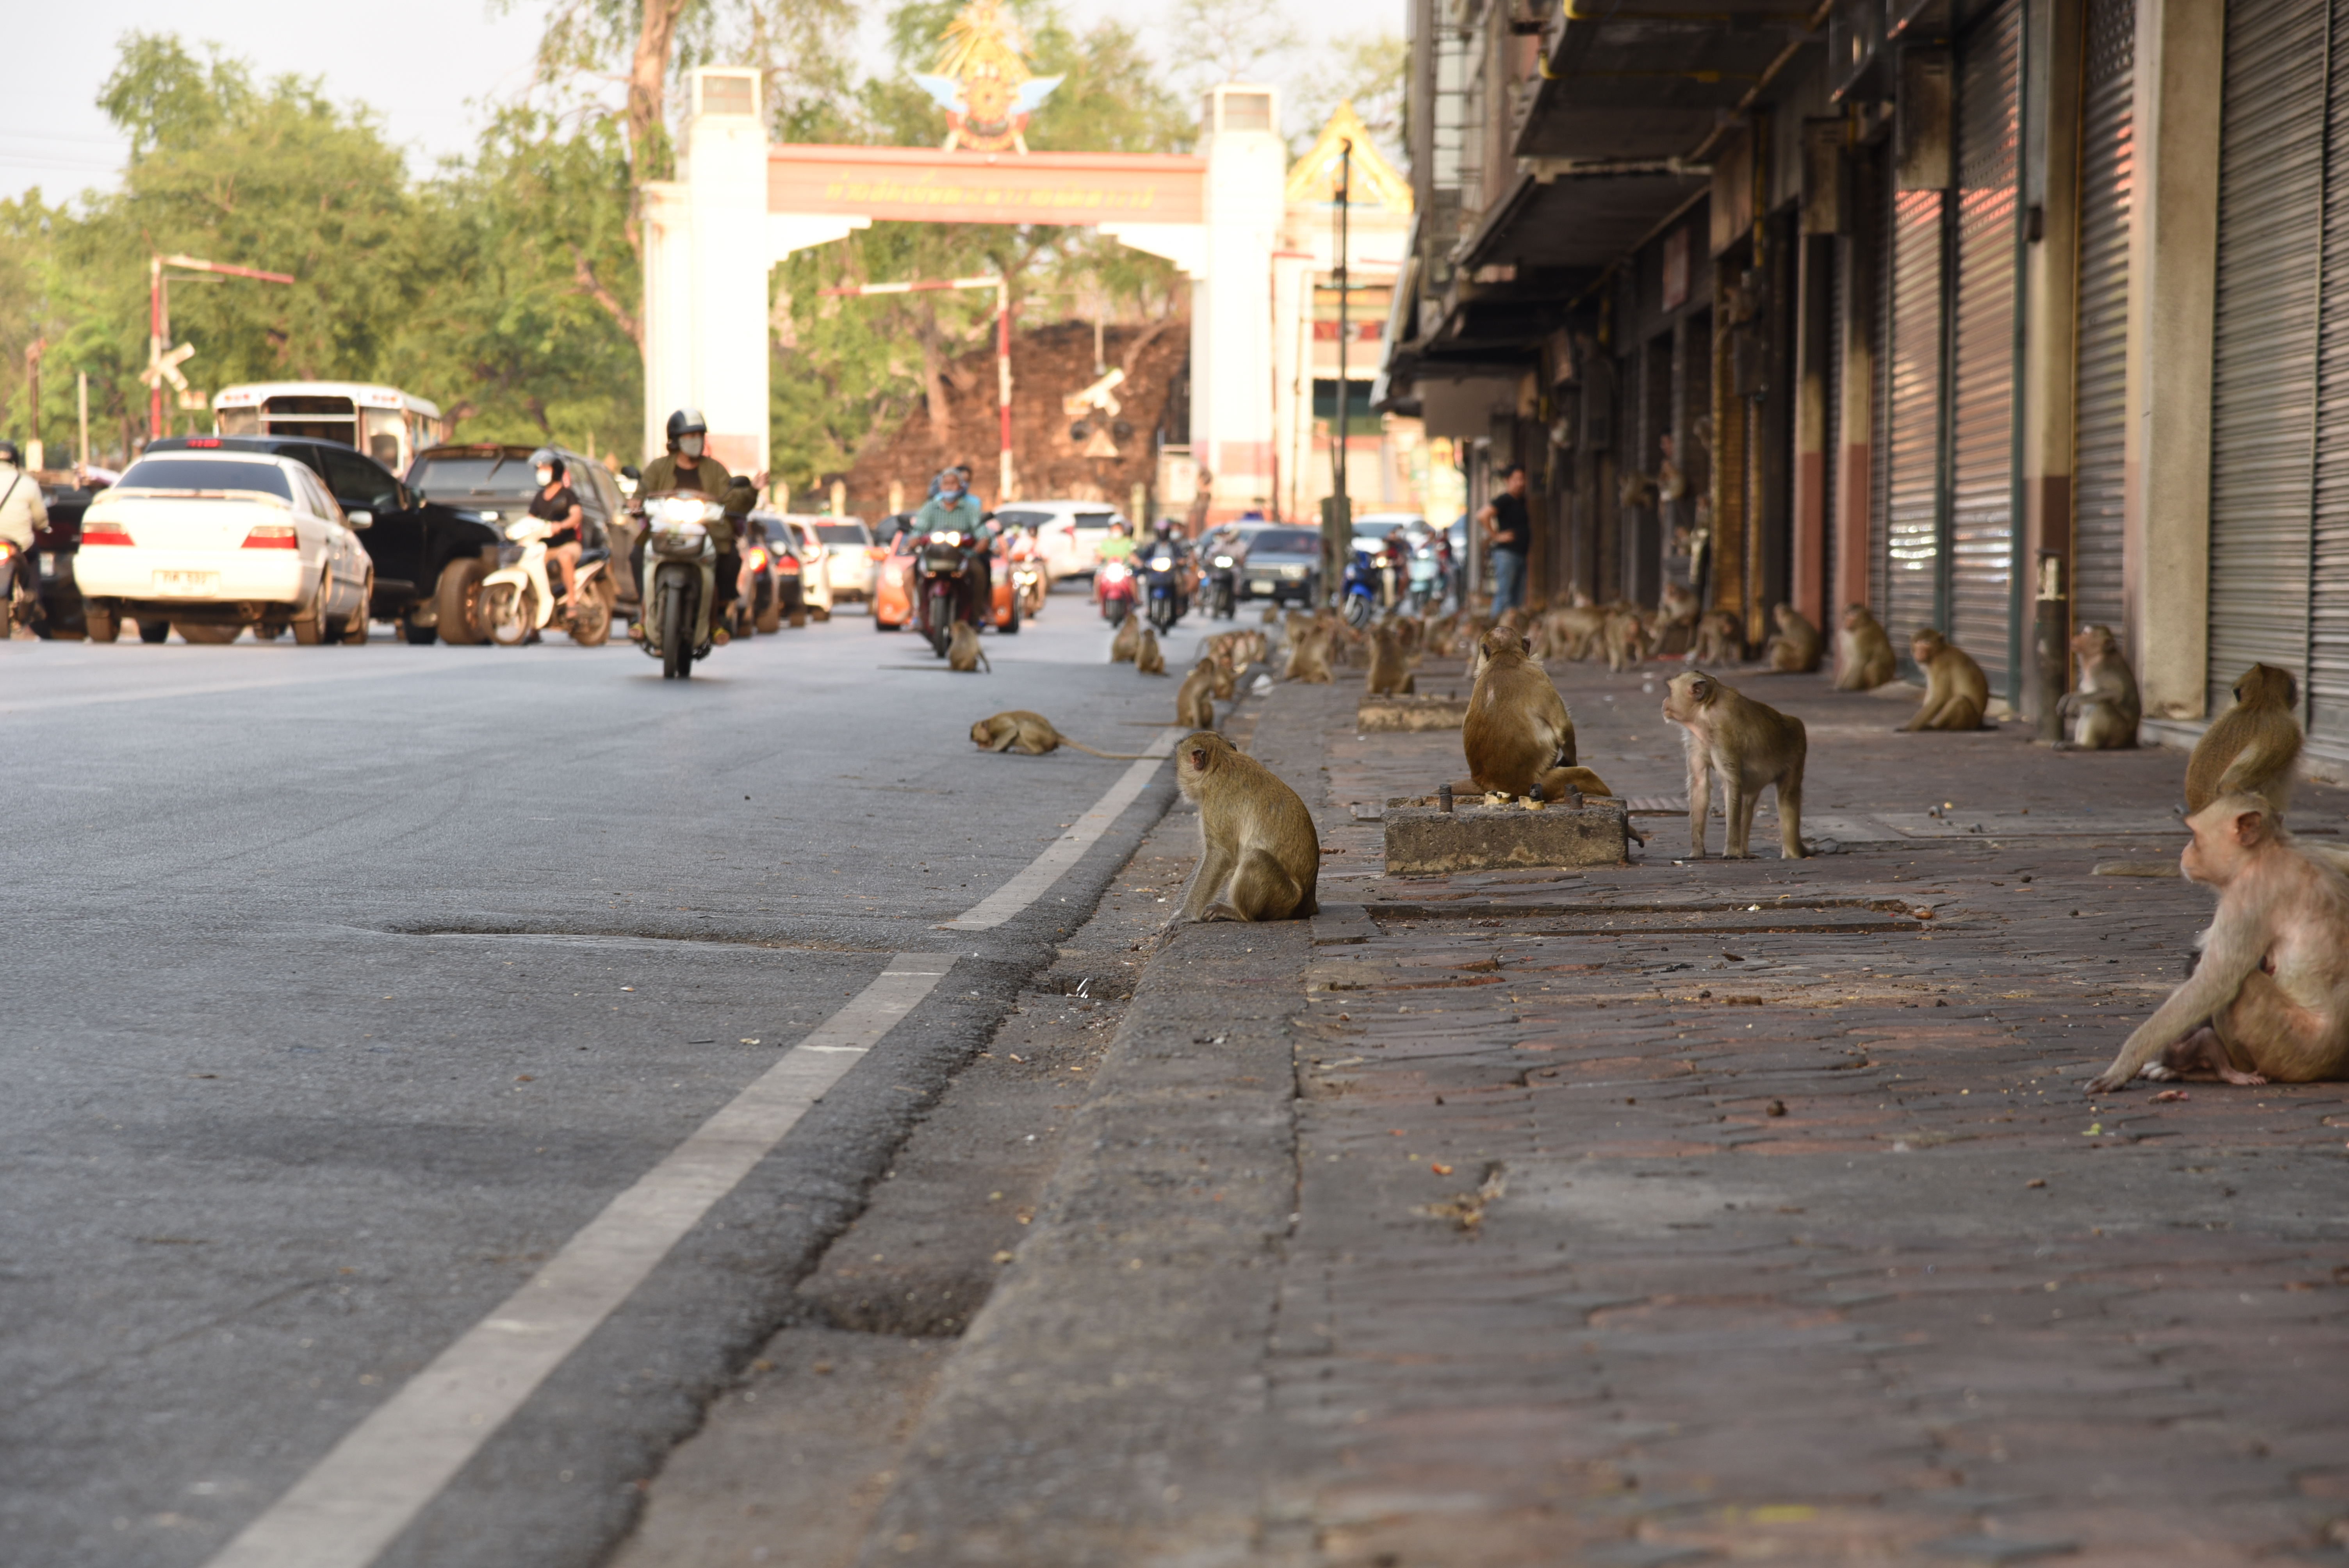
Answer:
[
  {"left": 1146, "top": 516, "right": 1194, "bottom": 617},
  {"left": 633, "top": 408, "right": 753, "bottom": 641},
  {"left": 526, "top": 447, "right": 585, "bottom": 612},
  {"left": 1095, "top": 518, "right": 1136, "bottom": 567},
  {"left": 912, "top": 467, "right": 987, "bottom": 624},
  {"left": 0, "top": 440, "right": 46, "bottom": 638}
]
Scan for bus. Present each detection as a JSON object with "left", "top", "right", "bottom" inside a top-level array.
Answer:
[{"left": 212, "top": 383, "right": 447, "bottom": 474}]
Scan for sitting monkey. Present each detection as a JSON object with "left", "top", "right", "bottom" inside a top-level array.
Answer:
[
  {"left": 1834, "top": 603, "right": 1898, "bottom": 691},
  {"left": 1759, "top": 603, "right": 1822, "bottom": 674},
  {"left": 1284, "top": 626, "right": 1333, "bottom": 684},
  {"left": 1898, "top": 629, "right": 1990, "bottom": 731},
  {"left": 1661, "top": 669, "right": 1811, "bottom": 859},
  {"left": 1109, "top": 615, "right": 1141, "bottom": 663},
  {"left": 1166, "top": 731, "right": 1321, "bottom": 925},
  {"left": 969, "top": 711, "right": 1148, "bottom": 758},
  {"left": 1367, "top": 624, "right": 1417, "bottom": 696},
  {"left": 2085, "top": 794, "right": 2349, "bottom": 1093},
  {"left": 946, "top": 620, "right": 989, "bottom": 673},
  {"left": 2056, "top": 624, "right": 2140, "bottom": 750},
  {"left": 2186, "top": 663, "right": 2302, "bottom": 816},
  {"left": 1688, "top": 609, "right": 1741, "bottom": 667},
  {"left": 1176, "top": 658, "right": 1218, "bottom": 729},
  {"left": 1458, "top": 625, "right": 1582, "bottom": 802},
  {"left": 1134, "top": 625, "right": 1167, "bottom": 675}
]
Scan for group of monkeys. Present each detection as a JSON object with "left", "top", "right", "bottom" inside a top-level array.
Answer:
[{"left": 968, "top": 593, "right": 2348, "bottom": 1096}]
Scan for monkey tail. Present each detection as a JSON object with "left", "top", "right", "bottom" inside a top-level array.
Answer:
[{"left": 1057, "top": 736, "right": 1153, "bottom": 761}]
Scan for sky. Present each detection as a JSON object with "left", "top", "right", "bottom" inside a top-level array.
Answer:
[{"left": 0, "top": 0, "right": 1400, "bottom": 207}]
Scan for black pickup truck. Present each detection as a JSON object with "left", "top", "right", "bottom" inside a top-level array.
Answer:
[{"left": 144, "top": 434, "right": 501, "bottom": 643}]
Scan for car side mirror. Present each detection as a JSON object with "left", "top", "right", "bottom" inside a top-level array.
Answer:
[{"left": 348, "top": 509, "right": 374, "bottom": 529}]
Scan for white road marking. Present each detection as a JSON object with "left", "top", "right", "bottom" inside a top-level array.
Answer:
[
  {"left": 0, "top": 661, "right": 479, "bottom": 716},
  {"left": 942, "top": 727, "right": 1178, "bottom": 930},
  {"left": 201, "top": 952, "right": 954, "bottom": 1568}
]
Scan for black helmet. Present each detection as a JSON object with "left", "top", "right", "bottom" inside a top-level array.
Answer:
[
  {"left": 665, "top": 408, "right": 708, "bottom": 443},
  {"left": 0, "top": 440, "right": 18, "bottom": 466},
  {"left": 527, "top": 446, "right": 563, "bottom": 477}
]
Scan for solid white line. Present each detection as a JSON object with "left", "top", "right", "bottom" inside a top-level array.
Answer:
[
  {"left": 941, "top": 726, "right": 1178, "bottom": 930},
  {"left": 0, "top": 660, "right": 479, "bottom": 716},
  {"left": 202, "top": 953, "right": 955, "bottom": 1568}
]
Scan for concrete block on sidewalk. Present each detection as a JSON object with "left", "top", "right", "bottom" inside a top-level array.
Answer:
[
  {"left": 1383, "top": 796, "right": 1630, "bottom": 873},
  {"left": 1356, "top": 693, "right": 1470, "bottom": 732}
]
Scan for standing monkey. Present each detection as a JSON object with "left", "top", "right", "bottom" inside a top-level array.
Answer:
[
  {"left": 1759, "top": 603, "right": 1822, "bottom": 674},
  {"left": 1834, "top": 604, "right": 1898, "bottom": 690},
  {"left": 1176, "top": 658, "right": 1218, "bottom": 729},
  {"left": 2185, "top": 663, "right": 2302, "bottom": 815},
  {"left": 970, "top": 711, "right": 1150, "bottom": 758},
  {"left": 1167, "top": 731, "right": 1321, "bottom": 926},
  {"left": 1899, "top": 629, "right": 1990, "bottom": 731},
  {"left": 1134, "top": 625, "right": 1167, "bottom": 675},
  {"left": 1458, "top": 625, "right": 1581, "bottom": 801},
  {"left": 1661, "top": 670, "right": 1812, "bottom": 859},
  {"left": 2084, "top": 795, "right": 2349, "bottom": 1093},
  {"left": 2057, "top": 624, "right": 2141, "bottom": 750}
]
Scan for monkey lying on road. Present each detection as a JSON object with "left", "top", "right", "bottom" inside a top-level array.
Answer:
[
  {"left": 946, "top": 620, "right": 990, "bottom": 672},
  {"left": 2186, "top": 663, "right": 2302, "bottom": 816},
  {"left": 969, "top": 711, "right": 1149, "bottom": 759},
  {"left": 1662, "top": 670, "right": 1811, "bottom": 859},
  {"left": 2085, "top": 794, "right": 2349, "bottom": 1093},
  {"left": 1166, "top": 731, "right": 1321, "bottom": 926}
]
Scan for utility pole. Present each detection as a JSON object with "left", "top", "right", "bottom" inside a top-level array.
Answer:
[
  {"left": 77, "top": 371, "right": 88, "bottom": 474},
  {"left": 1320, "top": 139, "right": 1354, "bottom": 606},
  {"left": 23, "top": 340, "right": 42, "bottom": 470},
  {"left": 147, "top": 253, "right": 294, "bottom": 442}
]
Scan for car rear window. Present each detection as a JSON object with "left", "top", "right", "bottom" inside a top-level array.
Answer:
[
  {"left": 410, "top": 455, "right": 529, "bottom": 497},
  {"left": 117, "top": 459, "right": 291, "bottom": 499},
  {"left": 1074, "top": 511, "right": 1114, "bottom": 527},
  {"left": 993, "top": 510, "right": 1053, "bottom": 528},
  {"left": 814, "top": 524, "right": 870, "bottom": 545},
  {"left": 1249, "top": 528, "right": 1320, "bottom": 554}
]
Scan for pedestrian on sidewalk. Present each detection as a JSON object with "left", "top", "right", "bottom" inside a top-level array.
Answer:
[{"left": 1478, "top": 463, "right": 1530, "bottom": 616}]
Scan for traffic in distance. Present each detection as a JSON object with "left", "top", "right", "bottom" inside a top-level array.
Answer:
[{"left": 2, "top": 381, "right": 1468, "bottom": 673}]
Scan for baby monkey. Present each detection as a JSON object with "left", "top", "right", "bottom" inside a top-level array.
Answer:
[
  {"left": 1167, "top": 731, "right": 1321, "bottom": 926},
  {"left": 969, "top": 711, "right": 1149, "bottom": 759},
  {"left": 1661, "top": 670, "right": 1811, "bottom": 859},
  {"left": 2084, "top": 794, "right": 2349, "bottom": 1094}
]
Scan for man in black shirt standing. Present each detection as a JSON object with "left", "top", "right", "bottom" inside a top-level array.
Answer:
[{"left": 1478, "top": 463, "right": 1532, "bottom": 615}]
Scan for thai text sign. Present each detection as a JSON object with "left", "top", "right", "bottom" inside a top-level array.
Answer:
[{"left": 769, "top": 146, "right": 1206, "bottom": 226}]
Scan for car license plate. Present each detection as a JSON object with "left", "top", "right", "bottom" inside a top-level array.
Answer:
[
  {"left": 1249, "top": 581, "right": 1275, "bottom": 595},
  {"left": 37, "top": 552, "right": 55, "bottom": 576},
  {"left": 151, "top": 570, "right": 220, "bottom": 596}
]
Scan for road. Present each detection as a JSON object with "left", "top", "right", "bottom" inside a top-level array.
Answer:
[{"left": 0, "top": 586, "right": 1185, "bottom": 1568}]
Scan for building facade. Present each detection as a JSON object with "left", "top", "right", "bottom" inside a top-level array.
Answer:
[{"left": 1379, "top": 0, "right": 2349, "bottom": 763}]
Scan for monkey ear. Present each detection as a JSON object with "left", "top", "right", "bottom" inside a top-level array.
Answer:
[
  {"left": 2234, "top": 809, "right": 2268, "bottom": 846},
  {"left": 1518, "top": 637, "right": 1531, "bottom": 654}
]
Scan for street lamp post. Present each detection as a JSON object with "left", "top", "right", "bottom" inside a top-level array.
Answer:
[{"left": 1321, "top": 139, "right": 1353, "bottom": 607}]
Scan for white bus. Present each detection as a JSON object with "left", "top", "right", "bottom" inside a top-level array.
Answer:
[{"left": 212, "top": 383, "right": 447, "bottom": 474}]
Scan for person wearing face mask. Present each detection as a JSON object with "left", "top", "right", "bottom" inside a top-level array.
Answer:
[
  {"left": 912, "top": 466, "right": 987, "bottom": 624},
  {"left": 633, "top": 408, "right": 754, "bottom": 641},
  {"left": 526, "top": 448, "right": 586, "bottom": 612}
]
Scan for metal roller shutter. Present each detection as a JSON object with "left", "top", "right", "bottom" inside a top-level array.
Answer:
[
  {"left": 1884, "top": 168, "right": 1946, "bottom": 655},
  {"left": 2206, "top": 0, "right": 2324, "bottom": 716},
  {"left": 1824, "top": 240, "right": 1842, "bottom": 608},
  {"left": 1870, "top": 151, "right": 1894, "bottom": 618},
  {"left": 2071, "top": 0, "right": 2133, "bottom": 642},
  {"left": 2310, "top": 0, "right": 2349, "bottom": 742},
  {"left": 1948, "top": 0, "right": 2022, "bottom": 694}
]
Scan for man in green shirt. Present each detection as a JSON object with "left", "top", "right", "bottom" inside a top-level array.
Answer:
[{"left": 633, "top": 408, "right": 754, "bottom": 636}]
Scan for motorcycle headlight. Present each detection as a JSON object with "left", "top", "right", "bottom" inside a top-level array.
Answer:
[
  {"left": 1212, "top": 554, "right": 1233, "bottom": 568},
  {"left": 1150, "top": 555, "right": 1173, "bottom": 571}
]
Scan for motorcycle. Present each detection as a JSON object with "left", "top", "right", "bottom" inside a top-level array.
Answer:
[
  {"left": 1203, "top": 540, "right": 1237, "bottom": 619},
  {"left": 913, "top": 525, "right": 989, "bottom": 657},
  {"left": 476, "top": 514, "right": 615, "bottom": 647},
  {"left": 1340, "top": 547, "right": 1379, "bottom": 629},
  {"left": 1011, "top": 555, "right": 1046, "bottom": 620},
  {"left": 1405, "top": 539, "right": 1444, "bottom": 615},
  {"left": 1139, "top": 545, "right": 1187, "bottom": 631},
  {"left": 629, "top": 492, "right": 722, "bottom": 679},
  {"left": 1094, "top": 557, "right": 1135, "bottom": 624},
  {"left": 0, "top": 538, "right": 35, "bottom": 637}
]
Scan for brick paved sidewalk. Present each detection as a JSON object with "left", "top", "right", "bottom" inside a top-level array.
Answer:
[{"left": 1271, "top": 656, "right": 2349, "bottom": 1566}]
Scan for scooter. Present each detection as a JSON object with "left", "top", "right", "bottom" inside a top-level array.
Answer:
[
  {"left": 1340, "top": 547, "right": 1379, "bottom": 629},
  {"left": 1204, "top": 541, "right": 1238, "bottom": 618},
  {"left": 913, "top": 525, "right": 987, "bottom": 657},
  {"left": 477, "top": 514, "right": 615, "bottom": 647},
  {"left": 629, "top": 492, "right": 721, "bottom": 679},
  {"left": 1405, "top": 540, "right": 1442, "bottom": 615},
  {"left": 1010, "top": 555, "right": 1046, "bottom": 619},
  {"left": 1139, "top": 545, "right": 1187, "bottom": 631},
  {"left": 1094, "top": 558, "right": 1135, "bottom": 624}
]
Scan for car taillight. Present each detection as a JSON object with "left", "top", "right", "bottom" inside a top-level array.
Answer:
[
  {"left": 187, "top": 437, "right": 221, "bottom": 447},
  {"left": 868, "top": 546, "right": 886, "bottom": 561},
  {"left": 776, "top": 554, "right": 800, "bottom": 574},
  {"left": 82, "top": 519, "right": 134, "bottom": 546},
  {"left": 241, "top": 523, "right": 299, "bottom": 549},
  {"left": 744, "top": 547, "right": 768, "bottom": 571}
]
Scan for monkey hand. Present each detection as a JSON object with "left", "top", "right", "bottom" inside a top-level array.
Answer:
[{"left": 2083, "top": 1063, "right": 2138, "bottom": 1096}]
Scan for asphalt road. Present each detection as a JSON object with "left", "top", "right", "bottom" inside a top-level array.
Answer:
[{"left": 0, "top": 585, "right": 1192, "bottom": 1568}]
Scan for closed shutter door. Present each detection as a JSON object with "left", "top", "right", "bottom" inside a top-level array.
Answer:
[
  {"left": 2071, "top": 0, "right": 2133, "bottom": 641},
  {"left": 2206, "top": 0, "right": 2324, "bottom": 715},
  {"left": 2311, "top": 0, "right": 2349, "bottom": 742},
  {"left": 1869, "top": 152, "right": 1894, "bottom": 617},
  {"left": 1948, "top": 0, "right": 2022, "bottom": 694},
  {"left": 1823, "top": 240, "right": 1842, "bottom": 606},
  {"left": 1884, "top": 164, "right": 1946, "bottom": 653}
]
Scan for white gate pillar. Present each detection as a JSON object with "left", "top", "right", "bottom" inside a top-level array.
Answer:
[{"left": 1193, "top": 86, "right": 1287, "bottom": 520}]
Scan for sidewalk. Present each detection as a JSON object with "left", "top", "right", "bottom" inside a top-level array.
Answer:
[{"left": 629, "top": 647, "right": 2349, "bottom": 1567}]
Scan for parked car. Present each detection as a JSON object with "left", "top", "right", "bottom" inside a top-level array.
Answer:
[
  {"left": 801, "top": 515, "right": 880, "bottom": 602},
  {"left": 1232, "top": 524, "right": 1324, "bottom": 608},
  {"left": 991, "top": 499, "right": 1124, "bottom": 580},
  {"left": 148, "top": 434, "right": 500, "bottom": 643},
  {"left": 72, "top": 450, "right": 373, "bottom": 644}
]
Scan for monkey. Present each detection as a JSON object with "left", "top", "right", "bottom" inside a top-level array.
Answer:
[
  {"left": 1661, "top": 669, "right": 1811, "bottom": 860},
  {"left": 1456, "top": 625, "right": 1583, "bottom": 802},
  {"left": 1284, "top": 626, "right": 1332, "bottom": 684},
  {"left": 969, "top": 711, "right": 1149, "bottom": 759},
  {"left": 2185, "top": 663, "right": 2303, "bottom": 816},
  {"left": 1163, "top": 731, "right": 1321, "bottom": 928},
  {"left": 1758, "top": 603, "right": 1822, "bottom": 674},
  {"left": 1688, "top": 609, "right": 1741, "bottom": 667},
  {"left": 1833, "top": 603, "right": 1898, "bottom": 691},
  {"left": 1176, "top": 658, "right": 1219, "bottom": 729},
  {"left": 944, "top": 620, "right": 990, "bottom": 672},
  {"left": 2084, "top": 794, "right": 2349, "bottom": 1094},
  {"left": 1367, "top": 623, "right": 1417, "bottom": 696},
  {"left": 1898, "top": 629, "right": 1991, "bottom": 732},
  {"left": 1261, "top": 604, "right": 1279, "bottom": 625},
  {"left": 1109, "top": 615, "right": 1141, "bottom": 663},
  {"left": 1392, "top": 615, "right": 1424, "bottom": 654},
  {"left": 1540, "top": 604, "right": 1608, "bottom": 662},
  {"left": 2056, "top": 624, "right": 2141, "bottom": 750},
  {"left": 1134, "top": 625, "right": 1166, "bottom": 675},
  {"left": 1601, "top": 606, "right": 1652, "bottom": 673},
  {"left": 1210, "top": 650, "right": 1238, "bottom": 700},
  {"left": 1659, "top": 581, "right": 1701, "bottom": 632}
]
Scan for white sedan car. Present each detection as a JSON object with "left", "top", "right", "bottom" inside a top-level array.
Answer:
[{"left": 73, "top": 450, "right": 374, "bottom": 644}]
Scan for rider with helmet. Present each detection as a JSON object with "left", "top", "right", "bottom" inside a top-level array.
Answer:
[
  {"left": 1147, "top": 515, "right": 1194, "bottom": 618},
  {"left": 633, "top": 408, "right": 753, "bottom": 639},
  {"left": 526, "top": 448, "right": 585, "bottom": 612},
  {"left": 0, "top": 440, "right": 46, "bottom": 636},
  {"left": 912, "top": 466, "right": 987, "bottom": 623}
]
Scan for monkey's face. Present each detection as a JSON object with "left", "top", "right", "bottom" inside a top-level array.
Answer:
[
  {"left": 1911, "top": 631, "right": 1944, "bottom": 660},
  {"left": 2182, "top": 796, "right": 2271, "bottom": 886},
  {"left": 970, "top": 719, "right": 993, "bottom": 746},
  {"left": 1661, "top": 671, "right": 1712, "bottom": 723}
]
